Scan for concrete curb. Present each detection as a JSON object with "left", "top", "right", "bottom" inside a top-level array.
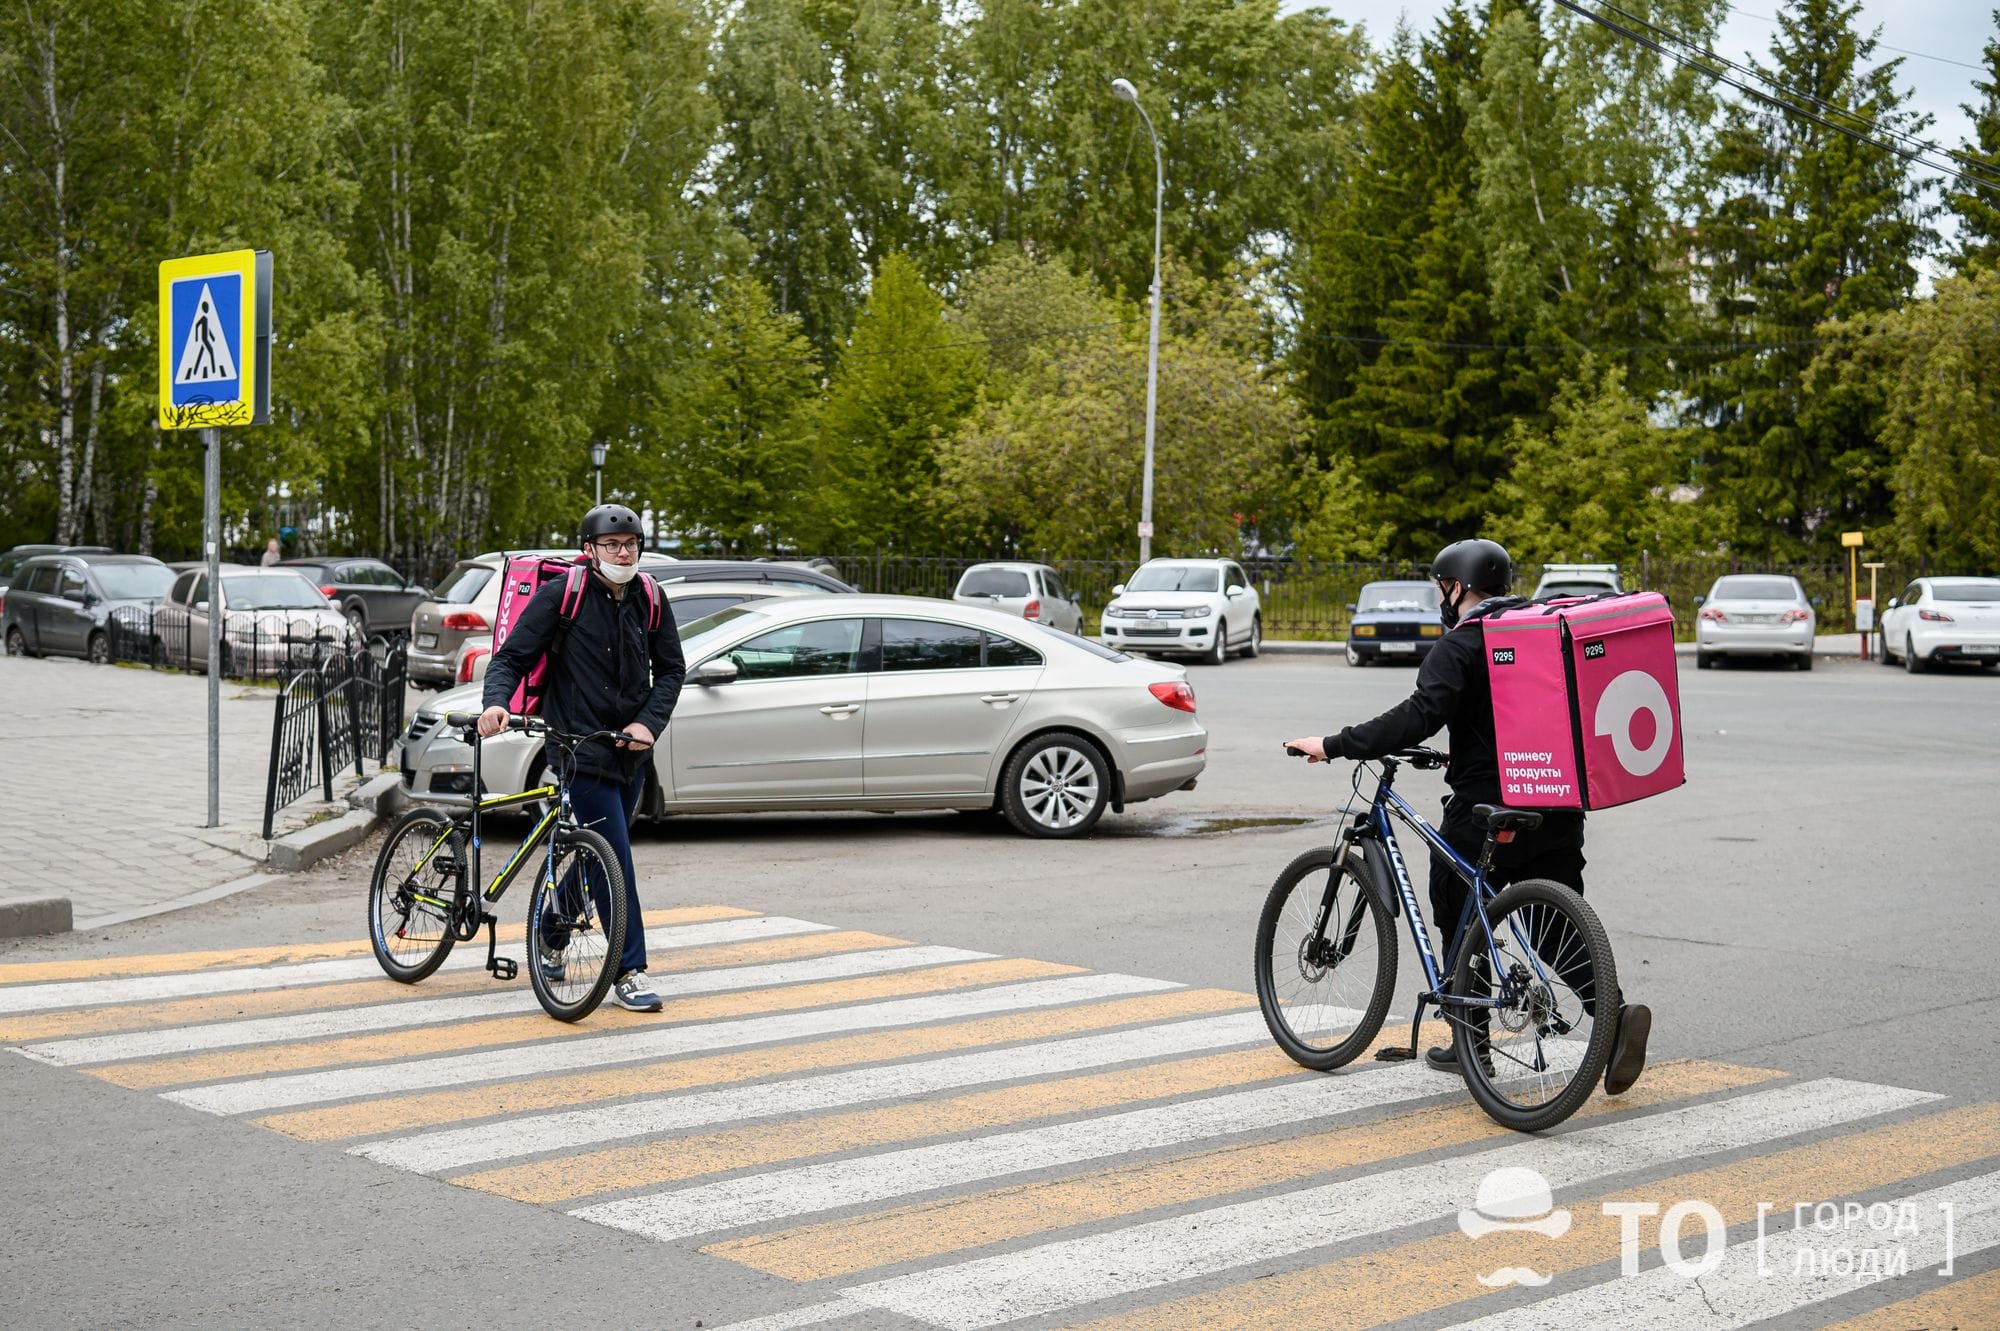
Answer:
[
  {"left": 0, "top": 896, "right": 73, "bottom": 939},
  {"left": 268, "top": 806, "right": 380, "bottom": 873},
  {"left": 75, "top": 874, "right": 285, "bottom": 933},
  {"left": 1262, "top": 640, "right": 1344, "bottom": 655}
]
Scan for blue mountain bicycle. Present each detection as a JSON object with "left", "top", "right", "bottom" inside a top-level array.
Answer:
[{"left": 1257, "top": 746, "right": 1618, "bottom": 1132}]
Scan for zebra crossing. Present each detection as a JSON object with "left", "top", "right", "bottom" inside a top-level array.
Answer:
[{"left": 5, "top": 903, "right": 1997, "bottom": 1328}]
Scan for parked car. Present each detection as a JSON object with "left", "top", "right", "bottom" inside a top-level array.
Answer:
[
  {"left": 406, "top": 548, "right": 678, "bottom": 687},
  {"left": 652, "top": 560, "right": 856, "bottom": 594},
  {"left": 951, "top": 562, "right": 1086, "bottom": 635},
  {"left": 1532, "top": 563, "right": 1623, "bottom": 600},
  {"left": 1099, "top": 558, "right": 1261, "bottom": 665},
  {"left": 1, "top": 553, "right": 176, "bottom": 662},
  {"left": 1878, "top": 576, "right": 2000, "bottom": 672},
  {"left": 151, "top": 565, "right": 348, "bottom": 674},
  {"left": 451, "top": 581, "right": 819, "bottom": 685},
  {"left": 0, "top": 544, "right": 62, "bottom": 590},
  {"left": 1694, "top": 574, "right": 1815, "bottom": 670},
  {"left": 278, "top": 557, "right": 431, "bottom": 640},
  {"left": 1345, "top": 580, "right": 1443, "bottom": 667},
  {"left": 399, "top": 595, "right": 1207, "bottom": 837}
]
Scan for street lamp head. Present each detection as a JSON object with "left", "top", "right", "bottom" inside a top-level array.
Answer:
[
  {"left": 589, "top": 442, "right": 609, "bottom": 468},
  {"left": 1111, "top": 77, "right": 1139, "bottom": 104}
]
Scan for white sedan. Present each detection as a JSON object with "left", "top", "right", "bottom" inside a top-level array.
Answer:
[
  {"left": 398, "top": 595, "right": 1208, "bottom": 837},
  {"left": 1878, "top": 577, "right": 2000, "bottom": 672},
  {"left": 1694, "top": 574, "right": 1815, "bottom": 669}
]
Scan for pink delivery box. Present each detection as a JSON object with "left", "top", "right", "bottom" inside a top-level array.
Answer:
[{"left": 1481, "top": 592, "right": 1685, "bottom": 811}]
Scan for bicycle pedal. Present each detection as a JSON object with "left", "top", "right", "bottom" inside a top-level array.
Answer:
[
  {"left": 1375, "top": 1047, "right": 1416, "bottom": 1062},
  {"left": 487, "top": 957, "right": 518, "bottom": 981}
]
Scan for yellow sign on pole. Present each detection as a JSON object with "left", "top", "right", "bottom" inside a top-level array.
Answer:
[
  {"left": 1840, "top": 531, "right": 1865, "bottom": 548},
  {"left": 158, "top": 248, "right": 270, "bottom": 430}
]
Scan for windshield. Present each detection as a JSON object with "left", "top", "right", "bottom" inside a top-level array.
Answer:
[
  {"left": 224, "top": 574, "right": 328, "bottom": 611},
  {"left": 680, "top": 604, "right": 771, "bottom": 658},
  {"left": 92, "top": 565, "right": 177, "bottom": 600},
  {"left": 1539, "top": 581, "right": 1613, "bottom": 599},
  {"left": 959, "top": 569, "right": 1031, "bottom": 597},
  {"left": 1358, "top": 583, "right": 1439, "bottom": 613},
  {"left": 434, "top": 565, "right": 494, "bottom": 604},
  {"left": 1127, "top": 566, "right": 1219, "bottom": 593},
  {"left": 1711, "top": 577, "right": 1800, "bottom": 601},
  {"left": 1934, "top": 581, "right": 2000, "bottom": 602}
]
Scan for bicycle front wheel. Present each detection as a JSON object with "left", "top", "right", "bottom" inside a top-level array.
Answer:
[
  {"left": 368, "top": 807, "right": 465, "bottom": 983},
  {"left": 1450, "top": 878, "right": 1618, "bottom": 1132},
  {"left": 1255, "top": 847, "right": 1397, "bottom": 1070},
  {"left": 526, "top": 827, "right": 629, "bottom": 1022}
]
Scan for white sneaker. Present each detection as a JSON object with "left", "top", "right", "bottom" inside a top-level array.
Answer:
[{"left": 611, "top": 970, "right": 663, "bottom": 1012}]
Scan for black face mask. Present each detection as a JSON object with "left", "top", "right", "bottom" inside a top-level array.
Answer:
[{"left": 1437, "top": 580, "right": 1463, "bottom": 630}]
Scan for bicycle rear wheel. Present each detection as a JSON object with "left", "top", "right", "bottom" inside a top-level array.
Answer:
[
  {"left": 368, "top": 807, "right": 465, "bottom": 983},
  {"left": 526, "top": 827, "right": 628, "bottom": 1022},
  {"left": 1449, "top": 878, "right": 1618, "bottom": 1132},
  {"left": 1255, "top": 847, "right": 1398, "bottom": 1070}
]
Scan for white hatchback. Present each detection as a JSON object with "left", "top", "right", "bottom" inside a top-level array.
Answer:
[
  {"left": 1878, "top": 577, "right": 2000, "bottom": 672},
  {"left": 1099, "top": 558, "right": 1261, "bottom": 665}
]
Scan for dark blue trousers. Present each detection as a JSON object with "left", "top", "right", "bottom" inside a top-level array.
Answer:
[{"left": 544, "top": 766, "right": 648, "bottom": 977}]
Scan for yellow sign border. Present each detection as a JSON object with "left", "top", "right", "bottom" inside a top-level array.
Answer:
[{"left": 158, "top": 249, "right": 259, "bottom": 430}]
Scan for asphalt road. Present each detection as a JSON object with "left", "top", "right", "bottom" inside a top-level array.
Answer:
[{"left": 3, "top": 651, "right": 1996, "bottom": 1328}]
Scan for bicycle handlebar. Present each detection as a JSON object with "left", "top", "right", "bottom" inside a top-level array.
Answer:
[
  {"left": 441, "top": 712, "right": 641, "bottom": 749},
  {"left": 1282, "top": 742, "right": 1448, "bottom": 772}
]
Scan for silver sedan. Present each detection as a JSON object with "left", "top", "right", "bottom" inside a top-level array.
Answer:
[{"left": 397, "top": 595, "right": 1208, "bottom": 837}]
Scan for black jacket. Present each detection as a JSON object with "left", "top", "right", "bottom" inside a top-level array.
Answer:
[{"left": 482, "top": 569, "right": 686, "bottom": 781}]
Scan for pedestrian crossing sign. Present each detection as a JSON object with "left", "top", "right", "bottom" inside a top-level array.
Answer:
[{"left": 158, "top": 248, "right": 271, "bottom": 430}]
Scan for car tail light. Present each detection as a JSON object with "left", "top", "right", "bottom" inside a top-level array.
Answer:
[
  {"left": 1023, "top": 599, "right": 1041, "bottom": 620},
  {"left": 1918, "top": 608, "right": 1954, "bottom": 622},
  {"left": 319, "top": 584, "right": 339, "bottom": 599},
  {"left": 1149, "top": 681, "right": 1197, "bottom": 713},
  {"left": 1699, "top": 607, "right": 1727, "bottom": 622},
  {"left": 457, "top": 647, "right": 490, "bottom": 683},
  {"left": 442, "top": 611, "right": 488, "bottom": 631},
  {"left": 1781, "top": 608, "right": 1811, "bottom": 624}
]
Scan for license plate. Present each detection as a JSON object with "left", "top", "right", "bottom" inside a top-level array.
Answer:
[
  {"left": 1382, "top": 642, "right": 1416, "bottom": 653},
  {"left": 416, "top": 633, "right": 438, "bottom": 649},
  {"left": 1966, "top": 644, "right": 1999, "bottom": 656}
]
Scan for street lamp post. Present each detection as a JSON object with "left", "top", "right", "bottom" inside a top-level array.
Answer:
[
  {"left": 1112, "top": 76, "right": 1163, "bottom": 567},
  {"left": 589, "top": 441, "right": 608, "bottom": 507}
]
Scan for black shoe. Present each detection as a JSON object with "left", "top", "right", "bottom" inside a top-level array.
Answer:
[
  {"left": 1425, "top": 1045, "right": 1459, "bottom": 1072},
  {"left": 1604, "top": 1003, "right": 1651, "bottom": 1096}
]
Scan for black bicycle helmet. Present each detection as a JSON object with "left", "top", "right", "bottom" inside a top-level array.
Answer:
[
  {"left": 1431, "top": 538, "right": 1512, "bottom": 596},
  {"left": 580, "top": 503, "right": 643, "bottom": 543}
]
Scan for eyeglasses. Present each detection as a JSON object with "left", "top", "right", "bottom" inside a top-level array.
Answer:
[{"left": 591, "top": 538, "right": 641, "bottom": 555}]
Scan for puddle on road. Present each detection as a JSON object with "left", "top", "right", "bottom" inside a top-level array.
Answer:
[{"left": 1110, "top": 812, "right": 1326, "bottom": 838}]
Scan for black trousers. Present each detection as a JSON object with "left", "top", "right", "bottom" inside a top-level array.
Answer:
[{"left": 1428, "top": 798, "right": 1593, "bottom": 1014}]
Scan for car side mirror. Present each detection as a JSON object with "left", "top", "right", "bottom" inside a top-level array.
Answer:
[
  {"left": 1111, "top": 584, "right": 1126, "bottom": 597},
  {"left": 694, "top": 657, "right": 739, "bottom": 686},
  {"left": 1345, "top": 602, "right": 1357, "bottom": 613},
  {"left": 194, "top": 600, "right": 209, "bottom": 613},
  {"left": 1810, "top": 595, "right": 1823, "bottom": 607},
  {"left": 1887, "top": 598, "right": 1900, "bottom": 610},
  {"left": 79, "top": 591, "right": 98, "bottom": 607},
  {"left": 1225, "top": 586, "right": 1245, "bottom": 599},
  {"left": 1692, "top": 595, "right": 1704, "bottom": 607}
]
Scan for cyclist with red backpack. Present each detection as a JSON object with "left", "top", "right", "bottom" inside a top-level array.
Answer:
[{"left": 479, "top": 504, "right": 686, "bottom": 1012}]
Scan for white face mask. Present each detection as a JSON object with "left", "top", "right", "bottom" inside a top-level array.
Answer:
[{"left": 594, "top": 555, "right": 639, "bottom": 585}]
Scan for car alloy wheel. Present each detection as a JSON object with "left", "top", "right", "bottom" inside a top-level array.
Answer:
[
  {"left": 1241, "top": 615, "right": 1262, "bottom": 659},
  {"left": 1346, "top": 642, "right": 1364, "bottom": 668},
  {"left": 4, "top": 626, "right": 27, "bottom": 657},
  {"left": 87, "top": 632, "right": 109, "bottom": 665},
  {"left": 1002, "top": 732, "right": 1110, "bottom": 838},
  {"left": 1905, "top": 635, "right": 1924, "bottom": 674},
  {"left": 1206, "top": 629, "right": 1228, "bottom": 666}
]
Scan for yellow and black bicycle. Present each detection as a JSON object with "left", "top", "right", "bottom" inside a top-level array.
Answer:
[{"left": 366, "top": 712, "right": 628, "bottom": 1022}]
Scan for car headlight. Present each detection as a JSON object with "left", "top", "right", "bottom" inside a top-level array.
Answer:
[
  {"left": 1103, "top": 605, "right": 1127, "bottom": 619},
  {"left": 1352, "top": 624, "right": 1377, "bottom": 637},
  {"left": 1186, "top": 605, "right": 1213, "bottom": 619}
]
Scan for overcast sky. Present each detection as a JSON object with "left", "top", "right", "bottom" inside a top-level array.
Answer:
[{"left": 1288, "top": 1, "right": 1991, "bottom": 208}]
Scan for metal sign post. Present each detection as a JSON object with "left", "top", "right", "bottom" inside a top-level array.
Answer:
[
  {"left": 160, "top": 248, "right": 271, "bottom": 829},
  {"left": 1840, "top": 531, "right": 1865, "bottom": 643},
  {"left": 1863, "top": 560, "right": 1886, "bottom": 661}
]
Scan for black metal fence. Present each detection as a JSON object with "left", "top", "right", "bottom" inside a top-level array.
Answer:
[
  {"left": 104, "top": 605, "right": 392, "bottom": 683},
  {"left": 262, "top": 641, "right": 408, "bottom": 839},
  {"left": 823, "top": 553, "right": 1922, "bottom": 640}
]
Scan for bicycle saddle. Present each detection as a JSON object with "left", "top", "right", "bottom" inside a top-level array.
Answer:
[{"left": 1472, "top": 804, "right": 1544, "bottom": 834}]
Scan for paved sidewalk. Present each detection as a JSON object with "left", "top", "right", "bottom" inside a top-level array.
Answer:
[{"left": 0, "top": 656, "right": 379, "bottom": 924}]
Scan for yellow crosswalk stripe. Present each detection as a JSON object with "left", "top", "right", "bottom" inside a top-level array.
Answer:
[
  {"left": 706, "top": 1058, "right": 1774, "bottom": 1282},
  {"left": 1816, "top": 1265, "right": 2000, "bottom": 1330},
  {"left": 461, "top": 1045, "right": 1308, "bottom": 1204},
  {"left": 0, "top": 905, "right": 755, "bottom": 986},
  {"left": 93, "top": 957, "right": 1079, "bottom": 1089},
  {"left": 0, "top": 929, "right": 907, "bottom": 1044},
  {"left": 1062, "top": 1101, "right": 2000, "bottom": 1331},
  {"left": 255, "top": 988, "right": 1253, "bottom": 1142}
]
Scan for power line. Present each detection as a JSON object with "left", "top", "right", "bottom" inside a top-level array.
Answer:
[{"left": 1721, "top": 3, "right": 1991, "bottom": 74}]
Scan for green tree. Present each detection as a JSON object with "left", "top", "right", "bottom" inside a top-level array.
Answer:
[{"left": 1950, "top": 14, "right": 2000, "bottom": 273}]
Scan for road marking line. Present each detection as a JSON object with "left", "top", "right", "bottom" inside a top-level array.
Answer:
[
  {"left": 0, "top": 914, "right": 829, "bottom": 1015},
  {"left": 256, "top": 988, "right": 1252, "bottom": 1142},
  {"left": 571, "top": 1055, "right": 1468, "bottom": 1241},
  {"left": 1443, "top": 1164, "right": 2000, "bottom": 1329},
  {"left": 825, "top": 1078, "right": 1938, "bottom": 1330},
  {"left": 1065, "top": 1101, "right": 2000, "bottom": 1330},
  {"left": 703, "top": 1305, "right": 861, "bottom": 1331},
  {"left": 23, "top": 947, "right": 992, "bottom": 1066},
  {"left": 109, "top": 958, "right": 1078, "bottom": 1090},
  {"left": 164, "top": 973, "right": 1181, "bottom": 1116},
  {"left": 413, "top": 1012, "right": 1286, "bottom": 1185},
  {"left": 0, "top": 905, "right": 756, "bottom": 986},
  {"left": 0, "top": 930, "right": 910, "bottom": 1044},
  {"left": 707, "top": 1057, "right": 1770, "bottom": 1282},
  {"left": 1815, "top": 1265, "right": 2000, "bottom": 1330}
]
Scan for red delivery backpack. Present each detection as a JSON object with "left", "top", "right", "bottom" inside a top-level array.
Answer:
[
  {"left": 490, "top": 554, "right": 661, "bottom": 715},
  {"left": 1481, "top": 591, "right": 1685, "bottom": 811}
]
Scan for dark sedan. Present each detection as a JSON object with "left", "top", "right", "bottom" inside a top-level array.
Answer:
[
  {"left": 279, "top": 556, "right": 430, "bottom": 639},
  {"left": 1345, "top": 579, "right": 1444, "bottom": 667},
  {"left": 651, "top": 559, "right": 857, "bottom": 594},
  {"left": 2, "top": 553, "right": 176, "bottom": 662}
]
